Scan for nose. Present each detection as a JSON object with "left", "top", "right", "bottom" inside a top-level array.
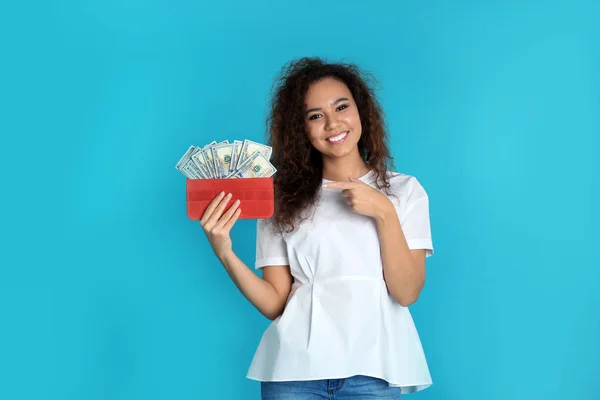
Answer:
[{"left": 324, "top": 114, "right": 340, "bottom": 131}]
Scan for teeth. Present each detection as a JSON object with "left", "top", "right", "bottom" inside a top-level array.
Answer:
[{"left": 328, "top": 131, "right": 347, "bottom": 142}]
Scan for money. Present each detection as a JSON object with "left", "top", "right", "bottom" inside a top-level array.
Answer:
[
  {"left": 211, "top": 143, "right": 234, "bottom": 178},
  {"left": 176, "top": 139, "right": 276, "bottom": 179},
  {"left": 237, "top": 139, "right": 272, "bottom": 167},
  {"left": 191, "top": 149, "right": 211, "bottom": 178},
  {"left": 175, "top": 145, "right": 199, "bottom": 178},
  {"left": 202, "top": 143, "right": 217, "bottom": 179},
  {"left": 230, "top": 140, "right": 243, "bottom": 174},
  {"left": 183, "top": 161, "right": 203, "bottom": 179},
  {"left": 226, "top": 150, "right": 276, "bottom": 179}
]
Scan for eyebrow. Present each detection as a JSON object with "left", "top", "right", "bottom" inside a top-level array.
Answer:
[{"left": 305, "top": 97, "right": 349, "bottom": 116}]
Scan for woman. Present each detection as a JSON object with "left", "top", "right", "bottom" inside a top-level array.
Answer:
[{"left": 200, "top": 57, "right": 434, "bottom": 399}]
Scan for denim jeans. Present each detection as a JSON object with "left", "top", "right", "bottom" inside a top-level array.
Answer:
[{"left": 261, "top": 375, "right": 402, "bottom": 399}]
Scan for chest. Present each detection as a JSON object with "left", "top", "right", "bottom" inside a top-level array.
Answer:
[{"left": 283, "top": 190, "right": 392, "bottom": 278}]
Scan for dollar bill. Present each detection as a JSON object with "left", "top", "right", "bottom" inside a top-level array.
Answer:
[
  {"left": 202, "top": 143, "right": 218, "bottom": 179},
  {"left": 177, "top": 140, "right": 277, "bottom": 179},
  {"left": 178, "top": 163, "right": 193, "bottom": 178},
  {"left": 211, "top": 143, "right": 234, "bottom": 178},
  {"left": 175, "top": 145, "right": 198, "bottom": 178},
  {"left": 192, "top": 157, "right": 207, "bottom": 177},
  {"left": 227, "top": 150, "right": 277, "bottom": 179},
  {"left": 230, "top": 140, "right": 243, "bottom": 174},
  {"left": 183, "top": 161, "right": 203, "bottom": 178},
  {"left": 175, "top": 145, "right": 195, "bottom": 167},
  {"left": 191, "top": 148, "right": 211, "bottom": 178},
  {"left": 237, "top": 139, "right": 272, "bottom": 166}
]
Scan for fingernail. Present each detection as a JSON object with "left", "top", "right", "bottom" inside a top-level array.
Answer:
[{"left": 234, "top": 199, "right": 240, "bottom": 205}]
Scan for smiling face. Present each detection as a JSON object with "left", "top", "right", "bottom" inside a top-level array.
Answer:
[{"left": 304, "top": 77, "right": 362, "bottom": 161}]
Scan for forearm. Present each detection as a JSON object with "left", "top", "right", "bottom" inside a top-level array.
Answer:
[
  {"left": 219, "top": 251, "right": 286, "bottom": 320},
  {"left": 375, "top": 209, "right": 425, "bottom": 306}
]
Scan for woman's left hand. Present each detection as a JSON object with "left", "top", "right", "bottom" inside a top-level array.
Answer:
[{"left": 323, "top": 177, "right": 395, "bottom": 220}]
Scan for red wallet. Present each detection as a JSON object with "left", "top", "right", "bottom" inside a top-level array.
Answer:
[{"left": 186, "top": 177, "right": 274, "bottom": 220}]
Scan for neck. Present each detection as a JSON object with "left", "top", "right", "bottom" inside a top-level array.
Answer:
[{"left": 321, "top": 147, "right": 370, "bottom": 182}]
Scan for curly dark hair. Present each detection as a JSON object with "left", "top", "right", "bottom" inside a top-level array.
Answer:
[{"left": 265, "top": 57, "right": 395, "bottom": 234}]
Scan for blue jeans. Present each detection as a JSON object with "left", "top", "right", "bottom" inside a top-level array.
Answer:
[{"left": 261, "top": 375, "right": 402, "bottom": 399}]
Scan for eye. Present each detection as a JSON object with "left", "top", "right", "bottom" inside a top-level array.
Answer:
[{"left": 308, "top": 104, "right": 348, "bottom": 120}]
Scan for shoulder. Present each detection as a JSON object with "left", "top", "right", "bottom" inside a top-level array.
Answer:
[{"left": 381, "top": 171, "right": 428, "bottom": 199}]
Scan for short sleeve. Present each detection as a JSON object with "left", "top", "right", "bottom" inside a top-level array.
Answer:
[
  {"left": 255, "top": 218, "right": 290, "bottom": 269},
  {"left": 400, "top": 178, "right": 434, "bottom": 257}
]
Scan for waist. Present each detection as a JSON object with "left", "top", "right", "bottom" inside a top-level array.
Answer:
[{"left": 292, "top": 275, "right": 386, "bottom": 287}]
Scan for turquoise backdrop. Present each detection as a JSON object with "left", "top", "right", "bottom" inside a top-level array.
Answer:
[{"left": 1, "top": 0, "right": 598, "bottom": 399}]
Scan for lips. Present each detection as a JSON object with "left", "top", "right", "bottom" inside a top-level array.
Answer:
[{"left": 326, "top": 131, "right": 349, "bottom": 143}]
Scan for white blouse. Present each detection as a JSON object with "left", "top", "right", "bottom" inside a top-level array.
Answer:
[{"left": 246, "top": 170, "right": 435, "bottom": 394}]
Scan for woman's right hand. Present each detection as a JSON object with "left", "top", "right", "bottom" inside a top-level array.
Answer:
[{"left": 200, "top": 191, "right": 242, "bottom": 260}]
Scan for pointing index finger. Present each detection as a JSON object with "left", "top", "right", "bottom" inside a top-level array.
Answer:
[{"left": 322, "top": 181, "right": 358, "bottom": 189}]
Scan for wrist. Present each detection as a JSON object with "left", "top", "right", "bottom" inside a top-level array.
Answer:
[
  {"left": 217, "top": 248, "right": 236, "bottom": 266},
  {"left": 374, "top": 201, "right": 397, "bottom": 225}
]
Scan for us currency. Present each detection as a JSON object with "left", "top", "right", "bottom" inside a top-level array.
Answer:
[
  {"left": 183, "top": 161, "right": 204, "bottom": 178},
  {"left": 177, "top": 140, "right": 277, "bottom": 179},
  {"left": 230, "top": 140, "right": 243, "bottom": 174},
  {"left": 227, "top": 150, "right": 277, "bottom": 179},
  {"left": 202, "top": 142, "right": 218, "bottom": 178},
  {"left": 237, "top": 139, "right": 272, "bottom": 166},
  {"left": 175, "top": 145, "right": 200, "bottom": 178},
  {"left": 191, "top": 148, "right": 212, "bottom": 178},
  {"left": 211, "top": 143, "right": 234, "bottom": 178}
]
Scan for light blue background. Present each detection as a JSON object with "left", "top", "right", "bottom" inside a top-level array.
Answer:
[{"left": 1, "top": 1, "right": 598, "bottom": 399}]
